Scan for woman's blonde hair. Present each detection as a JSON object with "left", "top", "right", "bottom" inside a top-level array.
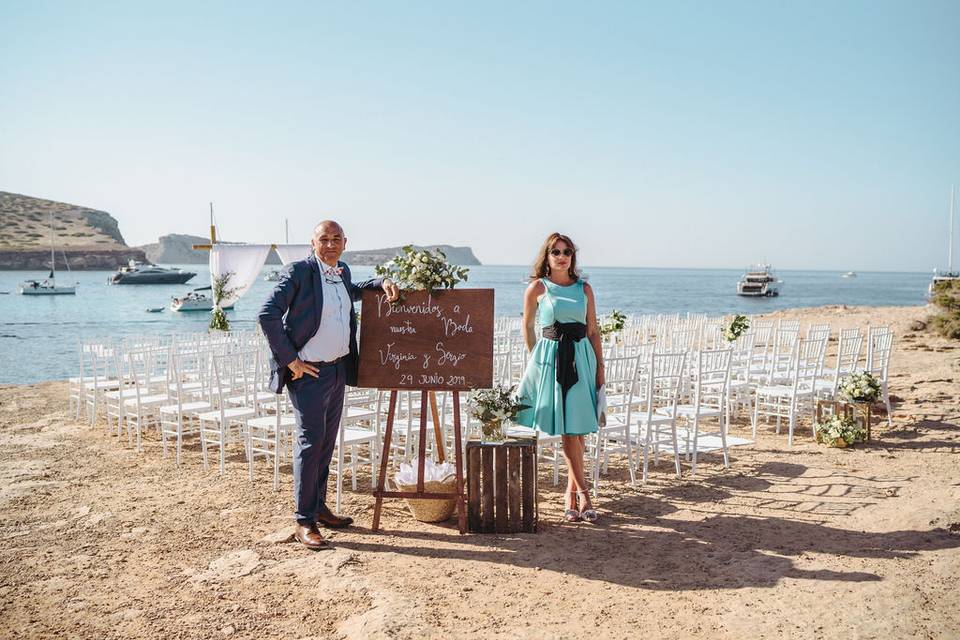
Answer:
[{"left": 530, "top": 232, "right": 580, "bottom": 281}]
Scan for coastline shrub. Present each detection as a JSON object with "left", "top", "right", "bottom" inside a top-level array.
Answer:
[{"left": 930, "top": 279, "right": 960, "bottom": 340}]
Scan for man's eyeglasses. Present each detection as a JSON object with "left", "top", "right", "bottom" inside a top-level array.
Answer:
[{"left": 550, "top": 248, "right": 574, "bottom": 257}]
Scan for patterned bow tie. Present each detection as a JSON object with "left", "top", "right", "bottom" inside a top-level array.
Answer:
[{"left": 323, "top": 265, "right": 344, "bottom": 277}]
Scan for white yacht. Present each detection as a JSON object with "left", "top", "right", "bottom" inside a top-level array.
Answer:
[
  {"left": 929, "top": 186, "right": 959, "bottom": 299},
  {"left": 736, "top": 264, "right": 783, "bottom": 297},
  {"left": 171, "top": 286, "right": 235, "bottom": 312},
  {"left": 842, "top": 271, "right": 857, "bottom": 278},
  {"left": 17, "top": 212, "right": 76, "bottom": 296}
]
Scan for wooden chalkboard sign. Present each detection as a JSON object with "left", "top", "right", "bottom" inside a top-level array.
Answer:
[{"left": 357, "top": 289, "right": 494, "bottom": 391}]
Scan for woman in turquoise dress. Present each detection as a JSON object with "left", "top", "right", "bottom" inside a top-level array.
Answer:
[{"left": 515, "top": 233, "right": 604, "bottom": 523}]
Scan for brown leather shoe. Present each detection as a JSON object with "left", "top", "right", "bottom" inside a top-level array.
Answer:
[
  {"left": 316, "top": 505, "right": 354, "bottom": 529},
  {"left": 294, "top": 522, "right": 329, "bottom": 550}
]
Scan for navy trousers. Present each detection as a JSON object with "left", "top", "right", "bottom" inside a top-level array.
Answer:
[{"left": 286, "top": 361, "right": 346, "bottom": 524}]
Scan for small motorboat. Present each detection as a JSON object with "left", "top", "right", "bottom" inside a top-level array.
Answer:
[
  {"left": 171, "top": 286, "right": 235, "bottom": 312},
  {"left": 842, "top": 271, "right": 857, "bottom": 278},
  {"left": 146, "top": 307, "right": 165, "bottom": 313}
]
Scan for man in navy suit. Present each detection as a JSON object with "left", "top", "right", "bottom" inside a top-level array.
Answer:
[{"left": 259, "top": 220, "right": 399, "bottom": 550}]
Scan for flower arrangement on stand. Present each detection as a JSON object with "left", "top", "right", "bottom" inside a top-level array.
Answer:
[
  {"left": 724, "top": 315, "right": 750, "bottom": 342},
  {"left": 210, "top": 271, "right": 239, "bottom": 332},
  {"left": 599, "top": 310, "right": 627, "bottom": 340},
  {"left": 374, "top": 245, "right": 469, "bottom": 292},
  {"left": 814, "top": 413, "right": 866, "bottom": 448},
  {"left": 838, "top": 372, "right": 881, "bottom": 404},
  {"left": 467, "top": 384, "right": 529, "bottom": 443}
]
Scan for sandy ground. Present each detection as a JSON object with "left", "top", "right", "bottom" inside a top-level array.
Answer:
[{"left": 1, "top": 305, "right": 959, "bottom": 639}]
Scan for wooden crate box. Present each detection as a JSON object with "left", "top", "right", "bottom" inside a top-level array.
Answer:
[{"left": 466, "top": 438, "right": 538, "bottom": 533}]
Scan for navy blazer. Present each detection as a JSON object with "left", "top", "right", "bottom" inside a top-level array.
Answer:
[{"left": 258, "top": 255, "right": 384, "bottom": 393}]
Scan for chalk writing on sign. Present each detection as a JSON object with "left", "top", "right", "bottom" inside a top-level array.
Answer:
[{"left": 357, "top": 289, "right": 494, "bottom": 391}]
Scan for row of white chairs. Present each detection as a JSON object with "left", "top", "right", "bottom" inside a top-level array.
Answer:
[{"left": 70, "top": 315, "right": 895, "bottom": 505}]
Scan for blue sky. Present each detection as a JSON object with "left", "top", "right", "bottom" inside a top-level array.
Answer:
[{"left": 1, "top": 1, "right": 957, "bottom": 271}]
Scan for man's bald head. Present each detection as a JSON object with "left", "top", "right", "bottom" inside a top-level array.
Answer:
[
  {"left": 313, "top": 220, "right": 344, "bottom": 237},
  {"left": 311, "top": 220, "right": 347, "bottom": 265}
]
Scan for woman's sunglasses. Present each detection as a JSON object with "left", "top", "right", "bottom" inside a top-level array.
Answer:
[{"left": 549, "top": 248, "right": 574, "bottom": 257}]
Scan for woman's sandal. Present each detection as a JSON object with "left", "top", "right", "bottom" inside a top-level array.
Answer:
[
  {"left": 577, "top": 490, "right": 599, "bottom": 524},
  {"left": 564, "top": 491, "right": 581, "bottom": 522}
]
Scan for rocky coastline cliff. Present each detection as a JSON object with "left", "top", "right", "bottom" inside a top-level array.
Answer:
[
  {"left": 0, "top": 191, "right": 146, "bottom": 269},
  {"left": 1, "top": 191, "right": 482, "bottom": 269}
]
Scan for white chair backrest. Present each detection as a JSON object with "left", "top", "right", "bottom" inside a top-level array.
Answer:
[
  {"left": 691, "top": 348, "right": 732, "bottom": 410},
  {"left": 806, "top": 323, "right": 831, "bottom": 342},
  {"left": 866, "top": 330, "right": 893, "bottom": 377},
  {"left": 639, "top": 350, "right": 687, "bottom": 420}
]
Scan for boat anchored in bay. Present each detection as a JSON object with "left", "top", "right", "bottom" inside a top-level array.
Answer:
[
  {"left": 110, "top": 260, "right": 196, "bottom": 285},
  {"left": 171, "top": 286, "right": 234, "bottom": 312},
  {"left": 17, "top": 212, "right": 76, "bottom": 296},
  {"left": 929, "top": 186, "right": 959, "bottom": 299},
  {"left": 736, "top": 264, "right": 782, "bottom": 297}
]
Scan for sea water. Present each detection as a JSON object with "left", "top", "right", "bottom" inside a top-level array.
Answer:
[{"left": 0, "top": 265, "right": 931, "bottom": 383}]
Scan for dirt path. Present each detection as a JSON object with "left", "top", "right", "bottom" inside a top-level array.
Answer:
[{"left": 2, "top": 305, "right": 959, "bottom": 639}]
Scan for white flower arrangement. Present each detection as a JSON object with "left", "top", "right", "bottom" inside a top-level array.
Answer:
[
  {"left": 838, "top": 372, "right": 881, "bottom": 403},
  {"left": 468, "top": 384, "right": 529, "bottom": 440},
  {"left": 724, "top": 315, "right": 750, "bottom": 342},
  {"left": 374, "top": 245, "right": 469, "bottom": 292},
  {"left": 468, "top": 384, "right": 528, "bottom": 424},
  {"left": 814, "top": 413, "right": 866, "bottom": 447}
]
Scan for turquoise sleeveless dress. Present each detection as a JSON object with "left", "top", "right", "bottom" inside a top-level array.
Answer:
[{"left": 515, "top": 279, "right": 599, "bottom": 436}]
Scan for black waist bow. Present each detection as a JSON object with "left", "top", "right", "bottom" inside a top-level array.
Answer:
[{"left": 541, "top": 321, "right": 587, "bottom": 401}]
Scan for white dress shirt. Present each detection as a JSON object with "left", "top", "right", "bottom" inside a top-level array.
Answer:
[{"left": 297, "top": 260, "right": 351, "bottom": 363}]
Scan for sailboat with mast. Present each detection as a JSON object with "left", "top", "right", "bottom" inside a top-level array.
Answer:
[
  {"left": 17, "top": 212, "right": 77, "bottom": 295},
  {"left": 929, "top": 186, "right": 959, "bottom": 299}
]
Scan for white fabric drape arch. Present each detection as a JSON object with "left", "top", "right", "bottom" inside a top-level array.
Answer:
[
  {"left": 274, "top": 244, "right": 313, "bottom": 266},
  {"left": 209, "top": 244, "right": 274, "bottom": 308}
]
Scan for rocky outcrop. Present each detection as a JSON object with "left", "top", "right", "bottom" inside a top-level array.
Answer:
[
  {"left": 0, "top": 191, "right": 142, "bottom": 269},
  {"left": 0, "top": 191, "right": 128, "bottom": 250},
  {"left": 82, "top": 210, "right": 127, "bottom": 245},
  {"left": 343, "top": 245, "right": 481, "bottom": 266},
  {"left": 137, "top": 234, "right": 210, "bottom": 264},
  {"left": 136, "top": 234, "right": 283, "bottom": 264},
  {"left": 0, "top": 248, "right": 147, "bottom": 270},
  {"left": 135, "top": 237, "right": 481, "bottom": 267}
]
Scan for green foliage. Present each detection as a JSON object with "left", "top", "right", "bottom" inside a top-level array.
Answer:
[
  {"left": 724, "top": 314, "right": 750, "bottom": 342},
  {"left": 374, "top": 245, "right": 469, "bottom": 291},
  {"left": 209, "top": 271, "right": 240, "bottom": 331},
  {"left": 930, "top": 279, "right": 960, "bottom": 340},
  {"left": 930, "top": 313, "right": 960, "bottom": 340},
  {"left": 599, "top": 310, "right": 627, "bottom": 338},
  {"left": 209, "top": 307, "right": 230, "bottom": 332}
]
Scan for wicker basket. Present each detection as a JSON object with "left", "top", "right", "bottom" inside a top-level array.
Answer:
[{"left": 394, "top": 476, "right": 458, "bottom": 522}]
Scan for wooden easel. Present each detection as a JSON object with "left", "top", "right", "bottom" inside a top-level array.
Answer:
[{"left": 371, "top": 389, "right": 467, "bottom": 534}]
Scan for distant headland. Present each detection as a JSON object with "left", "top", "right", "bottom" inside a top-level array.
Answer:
[
  {"left": 0, "top": 191, "right": 147, "bottom": 270},
  {"left": 0, "top": 191, "right": 481, "bottom": 269}
]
